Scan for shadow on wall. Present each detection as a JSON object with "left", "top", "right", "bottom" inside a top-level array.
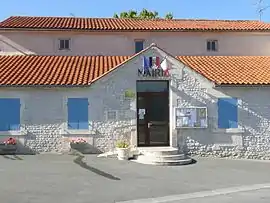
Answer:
[
  {"left": 171, "top": 73, "right": 266, "bottom": 154},
  {"left": 16, "top": 141, "right": 36, "bottom": 155},
  {"left": 87, "top": 97, "right": 136, "bottom": 152}
]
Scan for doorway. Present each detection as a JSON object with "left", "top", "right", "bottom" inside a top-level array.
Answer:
[{"left": 136, "top": 80, "right": 170, "bottom": 147}]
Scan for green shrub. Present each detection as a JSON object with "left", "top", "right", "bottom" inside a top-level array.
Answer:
[
  {"left": 116, "top": 140, "right": 129, "bottom": 148},
  {"left": 124, "top": 89, "right": 135, "bottom": 99}
]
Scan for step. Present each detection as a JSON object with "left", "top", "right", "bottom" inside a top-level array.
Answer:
[
  {"left": 136, "top": 154, "right": 186, "bottom": 161},
  {"left": 133, "top": 156, "right": 193, "bottom": 166},
  {"left": 138, "top": 147, "right": 179, "bottom": 156},
  {"left": 154, "top": 158, "right": 193, "bottom": 166}
]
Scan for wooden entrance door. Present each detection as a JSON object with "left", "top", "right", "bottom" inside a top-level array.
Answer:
[{"left": 137, "top": 81, "right": 170, "bottom": 147}]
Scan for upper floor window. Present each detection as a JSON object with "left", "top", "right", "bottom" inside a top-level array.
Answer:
[
  {"left": 135, "top": 40, "right": 144, "bottom": 53},
  {"left": 58, "top": 38, "right": 71, "bottom": 51},
  {"left": 206, "top": 40, "right": 218, "bottom": 52}
]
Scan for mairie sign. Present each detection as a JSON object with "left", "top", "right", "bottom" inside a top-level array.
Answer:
[{"left": 138, "top": 56, "right": 169, "bottom": 77}]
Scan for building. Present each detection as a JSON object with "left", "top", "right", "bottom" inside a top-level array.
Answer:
[
  {"left": 0, "top": 16, "right": 270, "bottom": 161},
  {"left": 1, "top": 16, "right": 270, "bottom": 56}
]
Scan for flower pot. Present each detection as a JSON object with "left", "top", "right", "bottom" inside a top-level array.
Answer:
[
  {"left": 116, "top": 147, "right": 130, "bottom": 160},
  {"left": 0, "top": 144, "right": 17, "bottom": 154},
  {"left": 70, "top": 142, "right": 91, "bottom": 154}
]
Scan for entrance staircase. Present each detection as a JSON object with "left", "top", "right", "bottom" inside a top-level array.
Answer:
[{"left": 133, "top": 147, "right": 193, "bottom": 166}]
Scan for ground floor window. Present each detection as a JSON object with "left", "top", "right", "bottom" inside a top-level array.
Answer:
[
  {"left": 67, "top": 98, "right": 89, "bottom": 130},
  {"left": 0, "top": 98, "right": 20, "bottom": 131},
  {"left": 217, "top": 98, "right": 238, "bottom": 128}
]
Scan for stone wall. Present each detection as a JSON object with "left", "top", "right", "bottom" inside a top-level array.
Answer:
[
  {"left": 173, "top": 66, "right": 270, "bottom": 160},
  {"left": 0, "top": 54, "right": 139, "bottom": 153},
  {"left": 1, "top": 46, "right": 270, "bottom": 158}
]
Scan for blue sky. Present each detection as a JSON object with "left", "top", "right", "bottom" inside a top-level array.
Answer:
[{"left": 1, "top": 0, "right": 270, "bottom": 21}]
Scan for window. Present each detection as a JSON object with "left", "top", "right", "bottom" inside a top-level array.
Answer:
[
  {"left": 217, "top": 98, "right": 238, "bottom": 128},
  {"left": 58, "top": 39, "right": 71, "bottom": 50},
  {"left": 206, "top": 40, "right": 218, "bottom": 52},
  {"left": 136, "top": 80, "right": 169, "bottom": 92},
  {"left": 106, "top": 110, "right": 118, "bottom": 120},
  {"left": 0, "top": 98, "right": 20, "bottom": 131},
  {"left": 135, "top": 40, "right": 144, "bottom": 53},
  {"left": 67, "top": 98, "right": 88, "bottom": 130}
]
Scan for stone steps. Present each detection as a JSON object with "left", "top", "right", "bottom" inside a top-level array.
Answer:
[{"left": 133, "top": 147, "right": 193, "bottom": 166}]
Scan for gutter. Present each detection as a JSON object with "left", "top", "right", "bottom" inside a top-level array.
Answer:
[
  {"left": 0, "top": 84, "right": 92, "bottom": 88},
  {"left": 0, "top": 27, "right": 270, "bottom": 33},
  {"left": 215, "top": 84, "right": 270, "bottom": 88}
]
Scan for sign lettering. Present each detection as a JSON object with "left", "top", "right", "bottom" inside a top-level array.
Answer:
[{"left": 138, "top": 56, "right": 169, "bottom": 77}]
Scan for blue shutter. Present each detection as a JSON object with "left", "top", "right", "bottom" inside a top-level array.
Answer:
[
  {"left": 218, "top": 98, "right": 238, "bottom": 128},
  {"left": 135, "top": 41, "right": 144, "bottom": 53},
  {"left": 0, "top": 98, "right": 20, "bottom": 131},
  {"left": 68, "top": 98, "right": 88, "bottom": 130}
]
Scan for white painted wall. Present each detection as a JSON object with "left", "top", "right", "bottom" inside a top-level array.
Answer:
[
  {"left": 1, "top": 31, "right": 270, "bottom": 56},
  {"left": 0, "top": 46, "right": 269, "bottom": 159}
]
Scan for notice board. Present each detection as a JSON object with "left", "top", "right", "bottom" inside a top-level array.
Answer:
[{"left": 175, "top": 107, "right": 207, "bottom": 128}]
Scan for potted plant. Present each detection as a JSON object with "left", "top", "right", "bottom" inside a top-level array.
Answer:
[
  {"left": 124, "top": 89, "right": 135, "bottom": 99},
  {"left": 115, "top": 140, "right": 130, "bottom": 160},
  {"left": 0, "top": 137, "right": 17, "bottom": 154},
  {"left": 70, "top": 137, "right": 87, "bottom": 151}
]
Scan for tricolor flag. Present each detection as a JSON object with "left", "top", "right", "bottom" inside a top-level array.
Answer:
[
  {"left": 160, "top": 58, "right": 169, "bottom": 76},
  {"left": 152, "top": 56, "right": 160, "bottom": 69},
  {"left": 143, "top": 56, "right": 149, "bottom": 72},
  {"left": 142, "top": 56, "right": 161, "bottom": 70}
]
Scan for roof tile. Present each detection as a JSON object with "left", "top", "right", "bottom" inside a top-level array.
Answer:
[
  {"left": 1, "top": 16, "right": 270, "bottom": 31},
  {"left": 0, "top": 55, "right": 270, "bottom": 86},
  {"left": 0, "top": 55, "right": 130, "bottom": 86},
  {"left": 177, "top": 56, "right": 270, "bottom": 85}
]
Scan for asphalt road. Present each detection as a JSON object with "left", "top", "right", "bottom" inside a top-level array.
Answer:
[{"left": 1, "top": 154, "right": 270, "bottom": 203}]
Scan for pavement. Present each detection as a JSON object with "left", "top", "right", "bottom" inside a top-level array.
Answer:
[{"left": 0, "top": 154, "right": 270, "bottom": 203}]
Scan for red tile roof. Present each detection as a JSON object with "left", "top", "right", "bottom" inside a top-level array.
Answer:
[
  {"left": 1, "top": 16, "right": 270, "bottom": 31},
  {"left": 177, "top": 56, "right": 270, "bottom": 85},
  {"left": 0, "top": 55, "right": 130, "bottom": 86},
  {"left": 0, "top": 55, "right": 270, "bottom": 86}
]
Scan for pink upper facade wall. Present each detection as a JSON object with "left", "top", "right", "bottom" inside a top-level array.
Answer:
[{"left": 0, "top": 30, "right": 270, "bottom": 56}]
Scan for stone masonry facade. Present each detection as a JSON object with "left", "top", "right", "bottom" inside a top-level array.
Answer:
[
  {"left": 172, "top": 64, "right": 270, "bottom": 160},
  {"left": 1, "top": 47, "right": 270, "bottom": 160}
]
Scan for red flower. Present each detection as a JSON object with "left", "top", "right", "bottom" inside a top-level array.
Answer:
[{"left": 3, "top": 137, "right": 16, "bottom": 145}]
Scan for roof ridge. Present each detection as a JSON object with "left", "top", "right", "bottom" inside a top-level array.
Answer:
[
  {"left": 177, "top": 55, "right": 270, "bottom": 58},
  {"left": 7, "top": 15, "right": 261, "bottom": 22},
  {"left": 1, "top": 16, "right": 269, "bottom": 32}
]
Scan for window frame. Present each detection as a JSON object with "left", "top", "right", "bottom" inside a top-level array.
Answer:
[
  {"left": 134, "top": 39, "right": 144, "bottom": 53},
  {"left": 206, "top": 39, "right": 218, "bottom": 52},
  {"left": 105, "top": 110, "right": 118, "bottom": 121},
  {"left": 58, "top": 38, "right": 71, "bottom": 51}
]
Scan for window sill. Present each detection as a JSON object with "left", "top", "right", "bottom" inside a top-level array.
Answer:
[
  {"left": 58, "top": 49, "right": 71, "bottom": 52},
  {"left": 61, "top": 129, "right": 95, "bottom": 136},
  {"left": 212, "top": 128, "right": 244, "bottom": 133},
  {"left": 0, "top": 130, "right": 26, "bottom": 136}
]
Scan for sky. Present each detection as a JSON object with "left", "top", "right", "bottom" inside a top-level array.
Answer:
[{"left": 0, "top": 0, "right": 270, "bottom": 22}]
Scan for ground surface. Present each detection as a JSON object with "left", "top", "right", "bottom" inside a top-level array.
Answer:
[{"left": 1, "top": 154, "right": 270, "bottom": 203}]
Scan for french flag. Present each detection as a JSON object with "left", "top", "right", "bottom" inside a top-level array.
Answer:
[
  {"left": 143, "top": 56, "right": 160, "bottom": 70},
  {"left": 143, "top": 56, "right": 149, "bottom": 72}
]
